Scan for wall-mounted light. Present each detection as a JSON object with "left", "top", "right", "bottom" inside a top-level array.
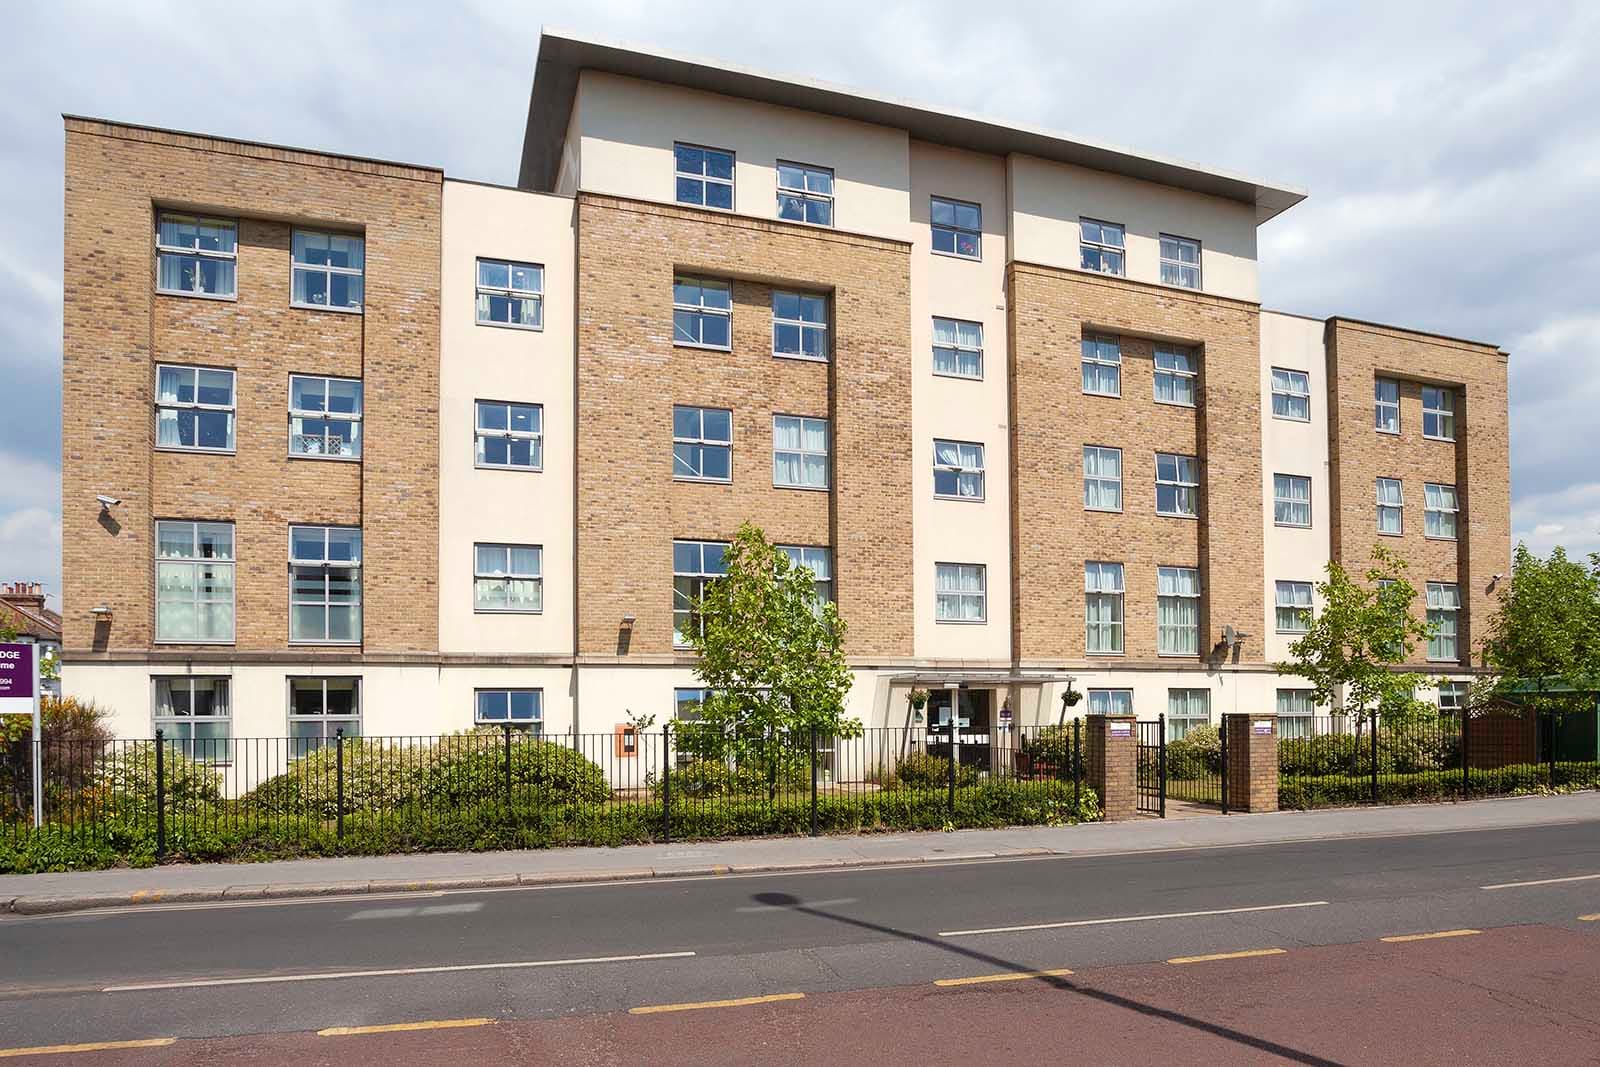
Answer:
[
  {"left": 96, "top": 494, "right": 120, "bottom": 510},
  {"left": 621, "top": 614, "right": 636, "bottom": 627},
  {"left": 89, "top": 604, "right": 113, "bottom": 619}
]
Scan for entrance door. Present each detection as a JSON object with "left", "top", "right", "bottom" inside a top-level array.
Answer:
[{"left": 927, "top": 689, "right": 994, "bottom": 772}]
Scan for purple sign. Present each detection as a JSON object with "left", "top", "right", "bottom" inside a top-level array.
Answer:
[{"left": 0, "top": 643, "right": 36, "bottom": 706}]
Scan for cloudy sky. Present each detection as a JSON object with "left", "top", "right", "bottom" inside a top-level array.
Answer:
[{"left": 3, "top": 1, "right": 1597, "bottom": 607}]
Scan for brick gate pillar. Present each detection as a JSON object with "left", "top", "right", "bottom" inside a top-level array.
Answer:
[
  {"left": 1223, "top": 713, "right": 1278, "bottom": 813},
  {"left": 1085, "top": 714, "right": 1137, "bottom": 821}
]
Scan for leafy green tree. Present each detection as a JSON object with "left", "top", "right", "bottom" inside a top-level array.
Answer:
[
  {"left": 1275, "top": 546, "right": 1435, "bottom": 734},
  {"left": 1478, "top": 543, "right": 1600, "bottom": 716},
  {"left": 679, "top": 522, "right": 860, "bottom": 796}
]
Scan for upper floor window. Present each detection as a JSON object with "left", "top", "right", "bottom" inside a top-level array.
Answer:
[
  {"left": 779, "top": 545, "right": 834, "bottom": 604},
  {"left": 934, "top": 562, "right": 986, "bottom": 623},
  {"left": 1088, "top": 689, "right": 1133, "bottom": 716},
  {"left": 933, "top": 318, "right": 983, "bottom": 379},
  {"left": 476, "top": 259, "right": 543, "bottom": 329},
  {"left": 476, "top": 689, "right": 544, "bottom": 734},
  {"left": 773, "top": 291, "right": 828, "bottom": 361},
  {"left": 291, "top": 231, "right": 364, "bottom": 312},
  {"left": 289, "top": 525, "right": 361, "bottom": 644},
  {"left": 1426, "top": 582, "right": 1461, "bottom": 661},
  {"left": 155, "top": 520, "right": 234, "bottom": 643},
  {"left": 156, "top": 213, "right": 236, "bottom": 298},
  {"left": 1376, "top": 477, "right": 1403, "bottom": 535},
  {"left": 773, "top": 415, "right": 829, "bottom": 489},
  {"left": 289, "top": 375, "right": 362, "bottom": 460},
  {"left": 154, "top": 677, "right": 231, "bottom": 762},
  {"left": 1425, "top": 483, "right": 1459, "bottom": 540},
  {"left": 156, "top": 364, "right": 235, "bottom": 452},
  {"left": 475, "top": 401, "right": 542, "bottom": 470},
  {"left": 673, "top": 277, "right": 732, "bottom": 349},
  {"left": 1079, "top": 218, "right": 1125, "bottom": 276},
  {"left": 934, "top": 439, "right": 985, "bottom": 500},
  {"left": 1085, "top": 561, "right": 1125, "bottom": 654},
  {"left": 1275, "top": 580, "right": 1314, "bottom": 633},
  {"left": 673, "top": 539, "right": 728, "bottom": 647},
  {"left": 1422, "top": 386, "right": 1456, "bottom": 441},
  {"left": 930, "top": 196, "right": 981, "bottom": 259},
  {"left": 1159, "top": 234, "right": 1201, "bottom": 289},
  {"left": 474, "top": 543, "right": 543, "bottom": 613},
  {"left": 1084, "top": 446, "right": 1123, "bottom": 512},
  {"left": 1156, "top": 453, "right": 1199, "bottom": 517},
  {"left": 1081, "top": 334, "right": 1122, "bottom": 397},
  {"left": 1271, "top": 367, "right": 1310, "bottom": 421},
  {"left": 1154, "top": 347, "right": 1197, "bottom": 406},
  {"left": 289, "top": 677, "right": 360, "bottom": 752},
  {"left": 1273, "top": 473, "right": 1312, "bottom": 527},
  {"left": 777, "top": 161, "right": 834, "bottom": 226},
  {"left": 1157, "top": 566, "right": 1200, "bottom": 655},
  {"left": 674, "top": 143, "right": 734, "bottom": 210},
  {"left": 1375, "top": 378, "right": 1400, "bottom": 434},
  {"left": 672, "top": 405, "right": 732, "bottom": 482}
]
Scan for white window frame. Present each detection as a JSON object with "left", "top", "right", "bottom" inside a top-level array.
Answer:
[
  {"left": 776, "top": 160, "right": 834, "bottom": 227},
  {"left": 1088, "top": 689, "right": 1133, "bottom": 716},
  {"left": 1424, "top": 482, "right": 1459, "bottom": 540},
  {"left": 1273, "top": 473, "right": 1312, "bottom": 528},
  {"left": 1157, "top": 566, "right": 1201, "bottom": 656},
  {"left": 1275, "top": 580, "right": 1313, "bottom": 634},
  {"left": 153, "top": 676, "right": 233, "bottom": 763},
  {"left": 1422, "top": 386, "right": 1456, "bottom": 441},
  {"left": 287, "top": 677, "right": 361, "bottom": 752},
  {"left": 930, "top": 195, "right": 982, "bottom": 260},
  {"left": 474, "top": 400, "right": 543, "bottom": 471},
  {"left": 290, "top": 229, "right": 364, "bottom": 313},
  {"left": 1085, "top": 561, "right": 1125, "bottom": 655},
  {"left": 475, "top": 258, "right": 544, "bottom": 330},
  {"left": 673, "top": 277, "right": 733, "bottom": 350},
  {"left": 475, "top": 688, "right": 544, "bottom": 734},
  {"left": 1159, "top": 233, "right": 1201, "bottom": 289},
  {"left": 1276, "top": 689, "right": 1315, "bottom": 739},
  {"left": 778, "top": 544, "right": 834, "bottom": 605},
  {"left": 673, "top": 143, "right": 735, "bottom": 211},
  {"left": 1153, "top": 347, "right": 1198, "bottom": 407},
  {"left": 1079, "top": 217, "right": 1125, "bottom": 276},
  {"left": 674, "top": 540, "right": 729, "bottom": 647},
  {"left": 288, "top": 374, "right": 363, "bottom": 461},
  {"left": 155, "top": 364, "right": 236, "bottom": 453},
  {"left": 1081, "top": 333, "right": 1122, "bottom": 397},
  {"left": 288, "top": 525, "right": 362, "bottom": 645},
  {"left": 932, "top": 317, "right": 984, "bottom": 380},
  {"left": 1426, "top": 582, "right": 1461, "bottom": 661},
  {"left": 1156, "top": 453, "right": 1199, "bottom": 518},
  {"left": 154, "top": 520, "right": 236, "bottom": 644},
  {"left": 1376, "top": 477, "right": 1404, "bottom": 536},
  {"left": 934, "top": 562, "right": 987, "bottom": 623},
  {"left": 1083, "top": 446, "right": 1123, "bottom": 512},
  {"left": 672, "top": 405, "right": 733, "bottom": 483},
  {"left": 933, "top": 439, "right": 985, "bottom": 501},
  {"left": 1375, "top": 378, "right": 1400, "bottom": 434},
  {"left": 1437, "top": 681, "right": 1469, "bottom": 713},
  {"left": 1167, "top": 689, "right": 1210, "bottom": 740},
  {"left": 1271, "top": 367, "right": 1311, "bottom": 422},
  {"left": 773, "top": 414, "right": 830, "bottom": 490},
  {"left": 155, "top": 212, "right": 237, "bottom": 300},
  {"left": 473, "top": 543, "right": 543, "bottom": 614},
  {"left": 772, "top": 291, "right": 829, "bottom": 362}
]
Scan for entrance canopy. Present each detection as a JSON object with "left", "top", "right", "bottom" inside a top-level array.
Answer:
[{"left": 886, "top": 671, "right": 1076, "bottom": 687}]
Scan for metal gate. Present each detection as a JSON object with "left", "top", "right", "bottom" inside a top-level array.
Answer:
[{"left": 1137, "top": 717, "right": 1166, "bottom": 816}]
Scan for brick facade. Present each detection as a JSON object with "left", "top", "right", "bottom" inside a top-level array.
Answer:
[
  {"left": 1223, "top": 712, "right": 1278, "bottom": 813},
  {"left": 1085, "top": 714, "right": 1136, "bottom": 821}
]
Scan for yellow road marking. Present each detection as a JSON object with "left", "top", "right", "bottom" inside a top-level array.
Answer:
[
  {"left": 1167, "top": 948, "right": 1286, "bottom": 965},
  {"left": 630, "top": 992, "right": 805, "bottom": 1015},
  {"left": 934, "top": 968, "right": 1074, "bottom": 987},
  {"left": 318, "top": 1017, "right": 494, "bottom": 1037},
  {"left": 0, "top": 1038, "right": 176, "bottom": 1058},
  {"left": 1579, "top": 914, "right": 1599, "bottom": 922},
  {"left": 1380, "top": 929, "right": 1481, "bottom": 943}
]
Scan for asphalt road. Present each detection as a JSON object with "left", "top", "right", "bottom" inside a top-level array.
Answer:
[{"left": 1, "top": 821, "right": 1597, "bottom": 1062}]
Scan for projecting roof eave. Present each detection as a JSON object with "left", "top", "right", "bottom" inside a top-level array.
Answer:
[{"left": 517, "top": 29, "right": 1307, "bottom": 225}]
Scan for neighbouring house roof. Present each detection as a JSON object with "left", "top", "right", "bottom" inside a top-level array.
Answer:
[{"left": 0, "top": 599, "right": 61, "bottom": 644}]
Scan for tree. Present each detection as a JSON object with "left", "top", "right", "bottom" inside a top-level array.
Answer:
[
  {"left": 1275, "top": 546, "right": 1435, "bottom": 733},
  {"left": 1478, "top": 543, "right": 1600, "bottom": 717},
  {"left": 679, "top": 522, "right": 860, "bottom": 794}
]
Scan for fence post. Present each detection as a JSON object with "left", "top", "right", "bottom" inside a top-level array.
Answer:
[
  {"left": 154, "top": 729, "right": 166, "bottom": 859},
  {"left": 947, "top": 718, "right": 957, "bottom": 818},
  {"left": 809, "top": 725, "right": 819, "bottom": 837},
  {"left": 1547, "top": 710, "right": 1557, "bottom": 788},
  {"left": 661, "top": 723, "right": 671, "bottom": 844},
  {"left": 1157, "top": 713, "right": 1167, "bottom": 819},
  {"left": 335, "top": 729, "right": 345, "bottom": 841},
  {"left": 1369, "top": 718, "right": 1379, "bottom": 805},
  {"left": 1219, "top": 717, "right": 1229, "bottom": 815},
  {"left": 502, "top": 723, "right": 513, "bottom": 810},
  {"left": 1072, "top": 718, "right": 1081, "bottom": 817},
  {"left": 1460, "top": 709, "right": 1470, "bottom": 800}
]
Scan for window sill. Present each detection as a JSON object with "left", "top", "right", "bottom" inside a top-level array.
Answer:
[
  {"left": 1157, "top": 652, "right": 1201, "bottom": 659},
  {"left": 1423, "top": 435, "right": 1457, "bottom": 444},
  {"left": 1077, "top": 262, "right": 1127, "bottom": 280},
  {"left": 1155, "top": 278, "right": 1203, "bottom": 293},
  {"left": 1376, "top": 427, "right": 1401, "bottom": 437},
  {"left": 474, "top": 609, "right": 544, "bottom": 616},
  {"left": 1157, "top": 511, "right": 1199, "bottom": 521},
  {"left": 474, "top": 463, "right": 544, "bottom": 473},
  {"left": 932, "top": 370, "right": 984, "bottom": 382},
  {"left": 156, "top": 288, "right": 238, "bottom": 303},
  {"left": 1276, "top": 630, "right": 1310, "bottom": 637},
  {"left": 1154, "top": 398, "right": 1197, "bottom": 409},
  {"left": 1274, "top": 522, "right": 1314, "bottom": 530},
  {"left": 674, "top": 476, "right": 733, "bottom": 485},
  {"left": 674, "top": 340, "right": 734, "bottom": 353},
  {"left": 289, "top": 453, "right": 362, "bottom": 463},
  {"left": 1377, "top": 530, "right": 1404, "bottom": 538},
  {"left": 934, "top": 618, "right": 988, "bottom": 625},
  {"left": 288, "top": 640, "right": 363, "bottom": 647},
  {"left": 773, "top": 351, "right": 830, "bottom": 364},
  {"left": 1085, "top": 506, "right": 1124, "bottom": 515},
  {"left": 1085, "top": 651, "right": 1126, "bottom": 657},
  {"left": 774, "top": 482, "right": 832, "bottom": 492},
  {"left": 291, "top": 301, "right": 364, "bottom": 316},
  {"left": 1424, "top": 535, "right": 1459, "bottom": 542},
  {"left": 931, "top": 248, "right": 982, "bottom": 263},
  {"left": 934, "top": 493, "right": 986, "bottom": 503},
  {"left": 153, "top": 639, "right": 236, "bottom": 646},
  {"left": 475, "top": 319, "right": 544, "bottom": 332},
  {"left": 154, "top": 445, "right": 236, "bottom": 456},
  {"left": 1272, "top": 414, "right": 1313, "bottom": 424},
  {"left": 1083, "top": 389, "right": 1122, "bottom": 400}
]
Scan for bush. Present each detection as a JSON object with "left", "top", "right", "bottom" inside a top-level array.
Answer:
[
  {"left": 1278, "top": 728, "right": 1459, "bottom": 777},
  {"left": 1277, "top": 761, "right": 1600, "bottom": 810},
  {"left": 652, "top": 758, "right": 808, "bottom": 800},
  {"left": 885, "top": 751, "right": 978, "bottom": 790},
  {"left": 1166, "top": 725, "right": 1221, "bottom": 780},
  {"left": 96, "top": 742, "right": 222, "bottom": 811},
  {"left": 246, "top": 739, "right": 428, "bottom": 818},
  {"left": 423, "top": 731, "right": 610, "bottom": 806},
  {"left": 1019, "top": 725, "right": 1077, "bottom": 771}
]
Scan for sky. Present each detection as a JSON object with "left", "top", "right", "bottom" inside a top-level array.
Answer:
[{"left": 2, "top": 0, "right": 1597, "bottom": 609}]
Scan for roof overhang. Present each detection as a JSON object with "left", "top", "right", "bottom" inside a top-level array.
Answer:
[
  {"left": 518, "top": 29, "right": 1307, "bottom": 225},
  {"left": 886, "top": 671, "right": 1076, "bottom": 687}
]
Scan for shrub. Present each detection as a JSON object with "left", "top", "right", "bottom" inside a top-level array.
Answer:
[
  {"left": 96, "top": 742, "right": 222, "bottom": 811},
  {"left": 246, "top": 739, "right": 428, "bottom": 818},
  {"left": 652, "top": 758, "right": 808, "bottom": 799},
  {"left": 1279, "top": 728, "right": 1459, "bottom": 777},
  {"left": 1019, "top": 725, "right": 1077, "bottom": 771},
  {"left": 1277, "top": 761, "right": 1600, "bottom": 810},
  {"left": 885, "top": 751, "right": 978, "bottom": 790},
  {"left": 423, "top": 731, "right": 610, "bottom": 806},
  {"left": 1166, "top": 724, "right": 1221, "bottom": 780}
]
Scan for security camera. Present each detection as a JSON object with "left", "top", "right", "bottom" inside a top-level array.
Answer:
[
  {"left": 96, "top": 495, "right": 120, "bottom": 507},
  {"left": 1492, "top": 573, "right": 1504, "bottom": 581}
]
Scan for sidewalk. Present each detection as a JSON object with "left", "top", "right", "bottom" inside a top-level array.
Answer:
[{"left": 3, "top": 792, "right": 1596, "bottom": 916}]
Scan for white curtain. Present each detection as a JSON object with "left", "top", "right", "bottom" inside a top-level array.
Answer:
[{"left": 1084, "top": 448, "right": 1121, "bottom": 509}]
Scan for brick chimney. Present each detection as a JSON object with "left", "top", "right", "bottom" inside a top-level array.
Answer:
[{"left": 0, "top": 582, "right": 45, "bottom": 614}]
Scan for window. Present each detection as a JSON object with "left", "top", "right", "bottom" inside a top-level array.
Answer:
[
  {"left": 1425, "top": 483, "right": 1459, "bottom": 540},
  {"left": 674, "top": 143, "right": 734, "bottom": 210},
  {"left": 289, "top": 375, "right": 362, "bottom": 459},
  {"left": 1159, "top": 234, "right": 1201, "bottom": 289},
  {"left": 1085, "top": 561, "right": 1125, "bottom": 654},
  {"left": 1271, "top": 367, "right": 1310, "bottom": 421},
  {"left": 1153, "top": 347, "right": 1197, "bottom": 406},
  {"left": 289, "top": 526, "right": 361, "bottom": 644},
  {"left": 672, "top": 277, "right": 732, "bottom": 349},
  {"left": 155, "top": 521, "right": 235, "bottom": 643},
  {"left": 1156, "top": 453, "right": 1199, "bottom": 517},
  {"left": 1273, "top": 474, "right": 1312, "bottom": 527},
  {"left": 1276, "top": 689, "right": 1315, "bottom": 739},
  {"left": 773, "top": 292, "right": 828, "bottom": 361},
  {"left": 1423, "top": 386, "right": 1456, "bottom": 441},
  {"left": 1079, "top": 218, "right": 1125, "bottom": 276},
  {"left": 475, "top": 689, "right": 543, "bottom": 734},
  {"left": 779, "top": 545, "right": 833, "bottom": 604},
  {"left": 773, "top": 415, "right": 830, "bottom": 489},
  {"left": 475, "top": 401, "right": 543, "bottom": 470},
  {"left": 475, "top": 259, "right": 543, "bottom": 328},
  {"left": 1375, "top": 378, "right": 1400, "bottom": 434},
  {"left": 1275, "top": 580, "right": 1313, "bottom": 633},
  {"left": 930, "top": 196, "right": 981, "bottom": 259},
  {"left": 155, "top": 364, "right": 235, "bottom": 452},
  {"left": 673, "top": 540, "right": 728, "bottom": 647},
  {"left": 1081, "top": 334, "right": 1122, "bottom": 396},
  {"left": 1376, "top": 478, "right": 1403, "bottom": 535},
  {"left": 672, "top": 405, "right": 732, "bottom": 482},
  {"left": 1157, "top": 566, "right": 1200, "bottom": 655},
  {"left": 934, "top": 562, "right": 986, "bottom": 623},
  {"left": 291, "top": 231, "right": 364, "bottom": 312},
  {"left": 933, "top": 317, "right": 983, "bottom": 379},
  {"left": 288, "top": 677, "right": 360, "bottom": 751},
  {"left": 777, "top": 161, "right": 834, "bottom": 226},
  {"left": 154, "top": 677, "right": 231, "bottom": 762},
  {"left": 674, "top": 687, "right": 712, "bottom": 765},
  {"left": 1083, "top": 446, "right": 1123, "bottom": 511},
  {"left": 1088, "top": 689, "right": 1133, "bottom": 716},
  {"left": 933, "top": 440, "right": 985, "bottom": 500},
  {"left": 156, "top": 213, "right": 236, "bottom": 298},
  {"left": 474, "top": 543, "right": 542, "bottom": 613},
  {"left": 1167, "top": 689, "right": 1210, "bottom": 740},
  {"left": 1438, "top": 681, "right": 1469, "bottom": 713},
  {"left": 1427, "top": 582, "right": 1461, "bottom": 661}
]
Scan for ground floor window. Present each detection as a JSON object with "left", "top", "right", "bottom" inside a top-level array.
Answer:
[
  {"left": 288, "top": 677, "right": 361, "bottom": 752},
  {"left": 475, "top": 689, "right": 543, "bottom": 734},
  {"left": 153, "top": 676, "right": 231, "bottom": 761},
  {"left": 1276, "top": 689, "right": 1315, "bottom": 738},
  {"left": 1437, "top": 680, "right": 1469, "bottom": 713},
  {"left": 1166, "top": 689, "right": 1210, "bottom": 739},
  {"left": 1088, "top": 689, "right": 1133, "bottom": 716}
]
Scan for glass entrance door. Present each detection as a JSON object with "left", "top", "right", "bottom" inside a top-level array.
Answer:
[{"left": 926, "top": 688, "right": 994, "bottom": 771}]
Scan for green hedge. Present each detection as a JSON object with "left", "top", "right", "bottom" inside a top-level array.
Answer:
[
  {"left": 1277, "top": 729, "right": 1458, "bottom": 777},
  {"left": 883, "top": 751, "right": 979, "bottom": 790},
  {"left": 1166, "top": 725, "right": 1221, "bottom": 780},
  {"left": 1279, "top": 761, "right": 1600, "bottom": 810}
]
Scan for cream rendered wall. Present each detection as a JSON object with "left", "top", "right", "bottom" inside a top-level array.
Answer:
[
  {"left": 554, "top": 104, "right": 581, "bottom": 197},
  {"left": 1008, "top": 154, "right": 1260, "bottom": 303},
  {"left": 1260, "top": 311, "right": 1332, "bottom": 665},
  {"left": 439, "top": 180, "right": 575, "bottom": 658},
  {"left": 572, "top": 71, "right": 911, "bottom": 240},
  {"left": 909, "top": 141, "right": 1012, "bottom": 664}
]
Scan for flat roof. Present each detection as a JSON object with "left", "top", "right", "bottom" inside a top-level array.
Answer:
[{"left": 518, "top": 29, "right": 1308, "bottom": 224}]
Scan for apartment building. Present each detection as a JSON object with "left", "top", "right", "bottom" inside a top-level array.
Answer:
[{"left": 60, "top": 31, "right": 1509, "bottom": 750}]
